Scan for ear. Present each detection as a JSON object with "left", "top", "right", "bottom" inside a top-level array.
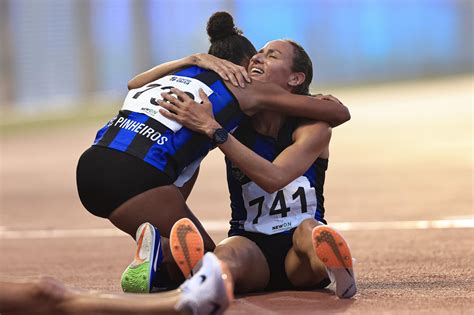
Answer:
[{"left": 288, "top": 72, "right": 305, "bottom": 89}]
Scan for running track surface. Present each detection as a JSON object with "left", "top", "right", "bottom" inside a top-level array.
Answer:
[{"left": 1, "top": 76, "right": 473, "bottom": 313}]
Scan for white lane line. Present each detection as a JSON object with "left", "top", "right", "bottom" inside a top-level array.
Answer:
[
  {"left": 0, "top": 219, "right": 472, "bottom": 240},
  {"left": 332, "top": 219, "right": 474, "bottom": 231}
]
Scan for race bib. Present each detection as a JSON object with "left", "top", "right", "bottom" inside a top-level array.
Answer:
[
  {"left": 242, "top": 176, "right": 317, "bottom": 234},
  {"left": 122, "top": 75, "right": 213, "bottom": 132}
]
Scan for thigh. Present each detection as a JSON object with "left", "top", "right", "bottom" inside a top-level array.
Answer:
[
  {"left": 214, "top": 236, "right": 270, "bottom": 294},
  {"left": 76, "top": 146, "right": 173, "bottom": 218}
]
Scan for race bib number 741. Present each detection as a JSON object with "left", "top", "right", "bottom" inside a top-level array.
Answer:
[
  {"left": 242, "top": 176, "right": 317, "bottom": 234},
  {"left": 122, "top": 75, "right": 213, "bottom": 132}
]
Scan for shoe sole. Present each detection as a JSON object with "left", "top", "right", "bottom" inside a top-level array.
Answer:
[
  {"left": 170, "top": 218, "right": 204, "bottom": 278},
  {"left": 312, "top": 225, "right": 357, "bottom": 298},
  {"left": 121, "top": 223, "right": 162, "bottom": 293}
]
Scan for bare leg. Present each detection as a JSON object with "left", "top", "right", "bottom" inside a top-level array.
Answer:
[
  {"left": 0, "top": 278, "right": 185, "bottom": 315},
  {"left": 0, "top": 277, "right": 71, "bottom": 314},
  {"left": 214, "top": 236, "right": 270, "bottom": 293},
  {"left": 285, "top": 218, "right": 328, "bottom": 288},
  {"left": 108, "top": 185, "right": 215, "bottom": 252},
  {"left": 60, "top": 290, "right": 184, "bottom": 315}
]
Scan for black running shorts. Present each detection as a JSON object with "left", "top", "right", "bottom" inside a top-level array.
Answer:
[
  {"left": 76, "top": 146, "right": 173, "bottom": 218},
  {"left": 229, "top": 229, "right": 331, "bottom": 291}
]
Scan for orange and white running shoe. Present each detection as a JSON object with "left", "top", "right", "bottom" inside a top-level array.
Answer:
[
  {"left": 170, "top": 218, "right": 205, "bottom": 278},
  {"left": 312, "top": 225, "right": 357, "bottom": 298}
]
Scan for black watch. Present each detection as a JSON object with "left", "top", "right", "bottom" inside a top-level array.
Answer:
[{"left": 211, "top": 128, "right": 228, "bottom": 146}]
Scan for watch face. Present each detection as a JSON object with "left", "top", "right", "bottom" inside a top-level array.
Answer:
[{"left": 213, "top": 128, "right": 228, "bottom": 144}]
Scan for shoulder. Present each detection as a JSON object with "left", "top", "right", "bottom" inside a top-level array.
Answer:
[{"left": 292, "top": 120, "right": 332, "bottom": 143}]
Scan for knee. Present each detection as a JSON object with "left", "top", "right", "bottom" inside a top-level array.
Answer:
[
  {"left": 214, "top": 242, "right": 239, "bottom": 264},
  {"left": 293, "top": 219, "right": 319, "bottom": 252},
  {"left": 214, "top": 237, "right": 258, "bottom": 275}
]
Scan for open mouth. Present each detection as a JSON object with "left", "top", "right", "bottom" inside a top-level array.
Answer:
[{"left": 250, "top": 67, "right": 264, "bottom": 75}]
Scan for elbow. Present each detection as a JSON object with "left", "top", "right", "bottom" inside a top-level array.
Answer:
[
  {"left": 345, "top": 106, "right": 351, "bottom": 120},
  {"left": 127, "top": 77, "right": 142, "bottom": 90},
  {"left": 331, "top": 106, "right": 351, "bottom": 127},
  {"left": 127, "top": 80, "right": 135, "bottom": 90},
  {"left": 260, "top": 175, "right": 286, "bottom": 194},
  {"left": 262, "top": 185, "right": 278, "bottom": 194},
  {"left": 340, "top": 106, "right": 351, "bottom": 123}
]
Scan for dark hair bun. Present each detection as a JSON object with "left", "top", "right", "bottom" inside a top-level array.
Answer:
[{"left": 207, "top": 12, "right": 242, "bottom": 42}]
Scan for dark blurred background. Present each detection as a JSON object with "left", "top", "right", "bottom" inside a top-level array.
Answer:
[{"left": 0, "top": 0, "right": 472, "bottom": 113}]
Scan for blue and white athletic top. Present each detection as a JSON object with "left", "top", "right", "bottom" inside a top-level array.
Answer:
[
  {"left": 227, "top": 118, "right": 328, "bottom": 236},
  {"left": 93, "top": 66, "right": 243, "bottom": 184}
]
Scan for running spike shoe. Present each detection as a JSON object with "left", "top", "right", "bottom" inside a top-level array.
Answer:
[
  {"left": 121, "top": 222, "right": 163, "bottom": 293},
  {"left": 170, "top": 218, "right": 205, "bottom": 278},
  {"left": 312, "top": 225, "right": 357, "bottom": 298}
]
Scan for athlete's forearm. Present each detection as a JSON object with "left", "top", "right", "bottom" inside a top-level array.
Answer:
[
  {"left": 260, "top": 94, "right": 350, "bottom": 127},
  {"left": 216, "top": 133, "right": 289, "bottom": 193},
  {"left": 238, "top": 82, "right": 350, "bottom": 127},
  {"left": 127, "top": 55, "right": 197, "bottom": 90}
]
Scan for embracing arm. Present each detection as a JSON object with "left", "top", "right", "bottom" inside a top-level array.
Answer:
[
  {"left": 128, "top": 56, "right": 196, "bottom": 90},
  {"left": 128, "top": 54, "right": 250, "bottom": 90},
  {"left": 158, "top": 89, "right": 331, "bottom": 193},
  {"left": 217, "top": 122, "right": 331, "bottom": 193},
  {"left": 229, "top": 81, "right": 350, "bottom": 127}
]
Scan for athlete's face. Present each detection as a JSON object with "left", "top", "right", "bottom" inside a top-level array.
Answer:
[{"left": 248, "top": 40, "right": 298, "bottom": 91}]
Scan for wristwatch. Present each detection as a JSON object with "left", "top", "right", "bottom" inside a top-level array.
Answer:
[{"left": 211, "top": 128, "right": 228, "bottom": 146}]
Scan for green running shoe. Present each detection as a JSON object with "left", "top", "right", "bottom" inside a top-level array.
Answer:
[{"left": 121, "top": 222, "right": 163, "bottom": 293}]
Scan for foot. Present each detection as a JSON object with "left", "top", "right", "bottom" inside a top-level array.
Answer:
[
  {"left": 312, "top": 225, "right": 357, "bottom": 298},
  {"left": 170, "top": 218, "right": 204, "bottom": 278},
  {"left": 176, "top": 253, "right": 234, "bottom": 315},
  {"left": 121, "top": 222, "right": 163, "bottom": 293}
]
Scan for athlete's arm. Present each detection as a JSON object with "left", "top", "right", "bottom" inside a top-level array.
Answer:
[
  {"left": 128, "top": 54, "right": 250, "bottom": 90},
  {"left": 219, "top": 121, "right": 331, "bottom": 193},
  {"left": 227, "top": 80, "right": 350, "bottom": 127},
  {"left": 159, "top": 89, "right": 331, "bottom": 193}
]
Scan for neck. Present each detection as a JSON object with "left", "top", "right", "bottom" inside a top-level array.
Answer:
[{"left": 251, "top": 111, "right": 286, "bottom": 138}]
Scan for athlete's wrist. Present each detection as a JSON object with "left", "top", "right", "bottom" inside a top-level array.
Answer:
[
  {"left": 189, "top": 54, "right": 202, "bottom": 66},
  {"left": 205, "top": 122, "right": 223, "bottom": 138}
]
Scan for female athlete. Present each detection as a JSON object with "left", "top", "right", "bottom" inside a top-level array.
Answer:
[{"left": 157, "top": 35, "right": 356, "bottom": 298}]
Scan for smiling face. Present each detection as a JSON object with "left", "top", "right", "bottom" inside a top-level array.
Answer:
[{"left": 248, "top": 40, "right": 304, "bottom": 91}]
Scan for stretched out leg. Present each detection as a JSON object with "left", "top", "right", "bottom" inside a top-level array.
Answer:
[
  {"left": 0, "top": 254, "right": 232, "bottom": 315},
  {"left": 59, "top": 290, "right": 183, "bottom": 315},
  {"left": 0, "top": 277, "right": 71, "bottom": 314},
  {"left": 0, "top": 279, "right": 184, "bottom": 315}
]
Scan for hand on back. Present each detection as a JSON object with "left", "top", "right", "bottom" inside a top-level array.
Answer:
[
  {"left": 159, "top": 88, "right": 219, "bottom": 138},
  {"left": 192, "top": 53, "right": 251, "bottom": 88}
]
